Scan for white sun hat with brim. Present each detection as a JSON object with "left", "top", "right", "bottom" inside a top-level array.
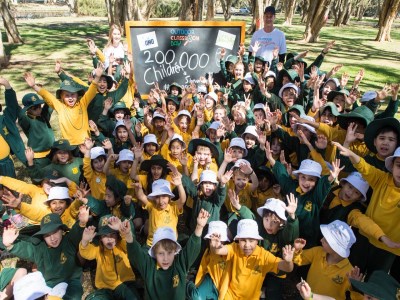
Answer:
[
  {"left": 233, "top": 158, "right": 251, "bottom": 170},
  {"left": 360, "top": 91, "right": 377, "bottom": 103},
  {"left": 116, "top": 149, "right": 134, "bottom": 164},
  {"left": 45, "top": 187, "right": 71, "bottom": 204},
  {"left": 293, "top": 115, "right": 316, "bottom": 134},
  {"left": 90, "top": 146, "right": 106, "bottom": 160},
  {"left": 206, "top": 121, "right": 221, "bottom": 136},
  {"left": 256, "top": 198, "right": 287, "bottom": 221},
  {"left": 198, "top": 170, "right": 218, "bottom": 185},
  {"left": 243, "top": 72, "right": 255, "bottom": 85},
  {"left": 229, "top": 137, "right": 248, "bottom": 156},
  {"left": 242, "top": 125, "right": 259, "bottom": 140},
  {"left": 323, "top": 78, "right": 340, "bottom": 89},
  {"left": 205, "top": 92, "right": 218, "bottom": 102},
  {"left": 340, "top": 172, "right": 369, "bottom": 202},
  {"left": 253, "top": 103, "right": 266, "bottom": 112},
  {"left": 292, "top": 159, "right": 322, "bottom": 178},
  {"left": 170, "top": 133, "right": 187, "bottom": 149},
  {"left": 174, "top": 110, "right": 192, "bottom": 127},
  {"left": 204, "top": 221, "right": 230, "bottom": 242},
  {"left": 278, "top": 83, "right": 299, "bottom": 98},
  {"left": 151, "top": 112, "right": 166, "bottom": 123},
  {"left": 143, "top": 134, "right": 159, "bottom": 148},
  {"left": 112, "top": 120, "right": 127, "bottom": 137},
  {"left": 147, "top": 179, "right": 175, "bottom": 200},
  {"left": 320, "top": 220, "right": 356, "bottom": 258},
  {"left": 234, "top": 219, "right": 263, "bottom": 240},
  {"left": 385, "top": 146, "right": 400, "bottom": 172},
  {"left": 264, "top": 70, "right": 276, "bottom": 78},
  {"left": 198, "top": 85, "right": 207, "bottom": 94},
  {"left": 148, "top": 226, "right": 182, "bottom": 258}
]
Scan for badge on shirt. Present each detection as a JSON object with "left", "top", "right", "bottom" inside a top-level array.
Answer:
[
  {"left": 270, "top": 243, "right": 278, "bottom": 254},
  {"left": 304, "top": 201, "right": 313, "bottom": 212},
  {"left": 332, "top": 275, "right": 344, "bottom": 284},
  {"left": 60, "top": 252, "right": 67, "bottom": 264},
  {"left": 252, "top": 265, "right": 262, "bottom": 275},
  {"left": 172, "top": 274, "right": 179, "bottom": 288},
  {"left": 96, "top": 177, "right": 101, "bottom": 183},
  {"left": 72, "top": 167, "right": 78, "bottom": 174}
]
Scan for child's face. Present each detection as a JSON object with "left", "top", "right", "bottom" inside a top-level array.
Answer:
[
  {"left": 238, "top": 238, "right": 258, "bottom": 256},
  {"left": 55, "top": 150, "right": 70, "bottom": 164},
  {"left": 213, "top": 109, "right": 225, "bottom": 121},
  {"left": 28, "top": 104, "right": 42, "bottom": 117},
  {"left": 114, "top": 110, "right": 125, "bottom": 121},
  {"left": 254, "top": 110, "right": 266, "bottom": 122},
  {"left": 153, "top": 118, "right": 166, "bottom": 132},
  {"left": 112, "top": 28, "right": 121, "bottom": 44},
  {"left": 270, "top": 138, "right": 282, "bottom": 156},
  {"left": 167, "top": 101, "right": 177, "bottom": 113},
  {"left": 101, "top": 232, "right": 118, "bottom": 250},
  {"left": 154, "top": 195, "right": 170, "bottom": 210},
  {"left": 145, "top": 143, "right": 158, "bottom": 156},
  {"left": 61, "top": 91, "right": 78, "bottom": 107},
  {"left": 105, "top": 187, "right": 117, "bottom": 207},
  {"left": 298, "top": 173, "right": 318, "bottom": 193},
  {"left": 254, "top": 60, "right": 264, "bottom": 73},
  {"left": 282, "top": 88, "right": 296, "bottom": 107},
  {"left": 227, "top": 62, "right": 234, "bottom": 73},
  {"left": 44, "top": 228, "right": 63, "bottom": 248},
  {"left": 243, "top": 81, "right": 253, "bottom": 93},
  {"left": 92, "top": 157, "right": 105, "bottom": 173},
  {"left": 170, "top": 86, "right": 179, "bottom": 96},
  {"left": 150, "top": 165, "right": 163, "bottom": 180},
  {"left": 116, "top": 127, "right": 129, "bottom": 142},
  {"left": 201, "top": 182, "right": 217, "bottom": 197},
  {"left": 282, "top": 76, "right": 290, "bottom": 86},
  {"left": 230, "top": 146, "right": 245, "bottom": 161},
  {"left": 266, "top": 77, "right": 275, "bottom": 90},
  {"left": 320, "top": 108, "right": 337, "bottom": 126},
  {"left": 205, "top": 97, "right": 215, "bottom": 109},
  {"left": 258, "top": 176, "right": 271, "bottom": 192},
  {"left": 233, "top": 172, "right": 249, "bottom": 190},
  {"left": 391, "top": 157, "right": 400, "bottom": 187},
  {"left": 98, "top": 78, "right": 109, "bottom": 94},
  {"left": 49, "top": 199, "right": 68, "bottom": 216},
  {"left": 178, "top": 116, "right": 189, "bottom": 132},
  {"left": 323, "top": 82, "right": 337, "bottom": 100},
  {"left": 154, "top": 244, "right": 175, "bottom": 270},
  {"left": 289, "top": 111, "right": 300, "bottom": 128},
  {"left": 296, "top": 125, "right": 313, "bottom": 141},
  {"left": 195, "top": 147, "right": 212, "bottom": 166},
  {"left": 339, "top": 182, "right": 363, "bottom": 202},
  {"left": 243, "top": 134, "right": 257, "bottom": 149},
  {"left": 170, "top": 141, "right": 183, "bottom": 158},
  {"left": 374, "top": 131, "right": 398, "bottom": 159},
  {"left": 320, "top": 237, "right": 335, "bottom": 255},
  {"left": 232, "top": 110, "right": 245, "bottom": 125},
  {"left": 207, "top": 129, "right": 217, "bottom": 142},
  {"left": 234, "top": 64, "right": 244, "bottom": 79},
  {"left": 332, "top": 95, "right": 346, "bottom": 112},
  {"left": 118, "top": 160, "right": 132, "bottom": 174},
  {"left": 263, "top": 211, "right": 283, "bottom": 235}
]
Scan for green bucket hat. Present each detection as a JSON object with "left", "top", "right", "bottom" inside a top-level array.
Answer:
[
  {"left": 169, "top": 82, "right": 182, "bottom": 95},
  {"left": 47, "top": 139, "right": 76, "bottom": 159},
  {"left": 21, "top": 93, "right": 45, "bottom": 113},
  {"left": 319, "top": 102, "right": 340, "bottom": 117},
  {"left": 166, "top": 95, "right": 180, "bottom": 107},
  {"left": 282, "top": 104, "right": 305, "bottom": 127},
  {"left": 254, "top": 56, "right": 266, "bottom": 63},
  {"left": 350, "top": 270, "right": 400, "bottom": 300},
  {"left": 56, "top": 80, "right": 85, "bottom": 99},
  {"left": 337, "top": 106, "right": 375, "bottom": 130},
  {"left": 96, "top": 215, "right": 118, "bottom": 236},
  {"left": 188, "top": 138, "right": 219, "bottom": 159},
  {"left": 106, "top": 175, "right": 127, "bottom": 200},
  {"left": 278, "top": 69, "right": 299, "bottom": 84},
  {"left": 111, "top": 102, "right": 131, "bottom": 116},
  {"left": 140, "top": 155, "right": 169, "bottom": 173},
  {"left": 226, "top": 55, "right": 238, "bottom": 65},
  {"left": 364, "top": 117, "right": 400, "bottom": 153},
  {"left": 33, "top": 213, "right": 68, "bottom": 237},
  {"left": 327, "top": 88, "right": 350, "bottom": 102}
]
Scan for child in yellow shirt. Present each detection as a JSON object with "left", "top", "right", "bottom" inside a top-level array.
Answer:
[{"left": 188, "top": 138, "right": 220, "bottom": 184}]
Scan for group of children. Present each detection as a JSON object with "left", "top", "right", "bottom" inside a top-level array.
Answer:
[{"left": 0, "top": 21, "right": 399, "bottom": 300}]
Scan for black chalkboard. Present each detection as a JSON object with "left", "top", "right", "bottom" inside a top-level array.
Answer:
[{"left": 125, "top": 21, "right": 246, "bottom": 97}]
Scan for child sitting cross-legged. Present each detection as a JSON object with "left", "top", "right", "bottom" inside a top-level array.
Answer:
[{"left": 122, "top": 209, "right": 210, "bottom": 299}]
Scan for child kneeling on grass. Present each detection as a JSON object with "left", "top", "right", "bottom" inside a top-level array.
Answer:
[{"left": 122, "top": 209, "right": 210, "bottom": 299}]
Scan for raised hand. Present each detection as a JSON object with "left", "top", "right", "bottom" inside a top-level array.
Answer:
[
  {"left": 104, "top": 98, "right": 113, "bottom": 111},
  {"left": 220, "top": 169, "right": 233, "bottom": 185},
  {"left": 55, "top": 60, "right": 62, "bottom": 74},
  {"left": 323, "top": 40, "right": 335, "bottom": 54},
  {"left": 340, "top": 72, "right": 350, "bottom": 88},
  {"left": 282, "top": 245, "right": 295, "bottom": 262},
  {"left": 196, "top": 208, "right": 210, "bottom": 228},
  {"left": 119, "top": 219, "right": 133, "bottom": 242},
  {"left": 171, "top": 170, "right": 183, "bottom": 186},
  {"left": 353, "top": 68, "right": 364, "bottom": 86},
  {"left": 82, "top": 226, "right": 96, "bottom": 244},
  {"left": 108, "top": 216, "right": 122, "bottom": 231},
  {"left": 285, "top": 193, "right": 298, "bottom": 219},
  {"left": 293, "top": 238, "right": 307, "bottom": 251},
  {"left": 78, "top": 205, "right": 90, "bottom": 225},
  {"left": 23, "top": 72, "right": 36, "bottom": 88},
  {"left": 102, "top": 138, "right": 113, "bottom": 150},
  {"left": 347, "top": 266, "right": 364, "bottom": 282},
  {"left": 1, "top": 190, "right": 22, "bottom": 209},
  {"left": 329, "top": 158, "right": 344, "bottom": 181},
  {"left": 228, "top": 188, "right": 241, "bottom": 210},
  {"left": 2, "top": 224, "right": 19, "bottom": 247},
  {"left": 251, "top": 41, "right": 261, "bottom": 54}
]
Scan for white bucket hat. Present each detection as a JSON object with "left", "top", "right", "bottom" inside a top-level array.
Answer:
[
  {"left": 116, "top": 149, "right": 134, "bottom": 164},
  {"left": 204, "top": 221, "right": 230, "bottom": 242},
  {"left": 233, "top": 158, "right": 251, "bottom": 170},
  {"left": 198, "top": 170, "right": 218, "bottom": 185},
  {"left": 279, "top": 82, "right": 299, "bottom": 98},
  {"left": 385, "top": 146, "right": 400, "bottom": 172},
  {"left": 206, "top": 121, "right": 221, "bottom": 136},
  {"left": 253, "top": 103, "right": 266, "bottom": 112},
  {"left": 174, "top": 110, "right": 192, "bottom": 127},
  {"left": 112, "top": 120, "right": 127, "bottom": 137},
  {"left": 143, "top": 134, "right": 159, "bottom": 148},
  {"left": 147, "top": 179, "right": 175, "bottom": 200},
  {"left": 148, "top": 226, "right": 182, "bottom": 258},
  {"left": 229, "top": 137, "right": 248, "bottom": 156},
  {"left": 198, "top": 85, "right": 207, "bottom": 94},
  {"left": 234, "top": 219, "right": 263, "bottom": 240},
  {"left": 264, "top": 70, "right": 276, "bottom": 78},
  {"left": 45, "top": 187, "right": 71, "bottom": 203},
  {"left": 360, "top": 91, "right": 377, "bottom": 103},
  {"left": 324, "top": 78, "right": 340, "bottom": 89},
  {"left": 170, "top": 133, "right": 187, "bottom": 149},
  {"left": 205, "top": 92, "right": 218, "bottom": 102},
  {"left": 293, "top": 115, "right": 316, "bottom": 134},
  {"left": 243, "top": 72, "right": 255, "bottom": 85},
  {"left": 292, "top": 159, "right": 322, "bottom": 178},
  {"left": 242, "top": 125, "right": 259, "bottom": 140},
  {"left": 256, "top": 198, "right": 287, "bottom": 221},
  {"left": 152, "top": 112, "right": 166, "bottom": 123},
  {"left": 90, "top": 146, "right": 106, "bottom": 160},
  {"left": 340, "top": 172, "right": 369, "bottom": 202},
  {"left": 320, "top": 220, "right": 356, "bottom": 258}
]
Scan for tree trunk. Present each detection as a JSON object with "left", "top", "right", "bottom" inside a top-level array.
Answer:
[
  {"left": 67, "top": 0, "right": 78, "bottom": 14},
  {"left": 105, "top": 0, "right": 114, "bottom": 25},
  {"left": 332, "top": 0, "right": 349, "bottom": 26},
  {"left": 375, "top": 0, "right": 400, "bottom": 41},
  {"left": 248, "top": 0, "right": 263, "bottom": 34},
  {"left": 271, "top": 0, "right": 280, "bottom": 8},
  {"left": 194, "top": 0, "right": 204, "bottom": 20},
  {"left": 342, "top": 1, "right": 353, "bottom": 25},
  {"left": 300, "top": 0, "right": 309, "bottom": 22},
  {"left": 179, "top": 0, "right": 194, "bottom": 20},
  {"left": 205, "top": 0, "right": 215, "bottom": 20},
  {"left": 374, "top": 0, "right": 381, "bottom": 18},
  {"left": 264, "top": 0, "right": 273, "bottom": 6},
  {"left": 283, "top": 0, "right": 297, "bottom": 25},
  {"left": 0, "top": 28, "right": 8, "bottom": 67},
  {"left": 141, "top": 0, "right": 157, "bottom": 20},
  {"left": 109, "top": 0, "right": 142, "bottom": 31},
  {"left": 0, "top": 0, "right": 23, "bottom": 44},
  {"left": 220, "top": 0, "right": 233, "bottom": 20},
  {"left": 303, "top": 0, "right": 332, "bottom": 42}
]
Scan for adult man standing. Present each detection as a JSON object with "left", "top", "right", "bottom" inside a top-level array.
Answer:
[{"left": 248, "top": 6, "right": 287, "bottom": 64}]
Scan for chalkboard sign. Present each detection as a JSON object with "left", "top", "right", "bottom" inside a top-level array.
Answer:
[{"left": 125, "top": 21, "right": 246, "bottom": 96}]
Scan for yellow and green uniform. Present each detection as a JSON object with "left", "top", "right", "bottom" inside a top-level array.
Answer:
[
  {"left": 85, "top": 195, "right": 135, "bottom": 219},
  {"left": 223, "top": 243, "right": 281, "bottom": 300},
  {"left": 224, "top": 181, "right": 253, "bottom": 213},
  {"left": 37, "top": 82, "right": 98, "bottom": 146},
  {"left": 160, "top": 143, "right": 193, "bottom": 175},
  {"left": 83, "top": 157, "right": 106, "bottom": 200},
  {"left": 252, "top": 187, "right": 284, "bottom": 212},
  {"left": 294, "top": 247, "right": 353, "bottom": 300}
]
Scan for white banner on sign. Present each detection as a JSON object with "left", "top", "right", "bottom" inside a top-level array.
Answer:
[
  {"left": 137, "top": 31, "right": 159, "bottom": 51},
  {"left": 215, "top": 30, "right": 236, "bottom": 50}
]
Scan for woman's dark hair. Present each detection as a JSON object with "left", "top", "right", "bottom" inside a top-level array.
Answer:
[{"left": 146, "top": 165, "right": 168, "bottom": 194}]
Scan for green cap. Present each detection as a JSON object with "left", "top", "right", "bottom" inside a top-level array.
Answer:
[
  {"left": 33, "top": 213, "right": 68, "bottom": 237},
  {"left": 96, "top": 215, "right": 118, "bottom": 236},
  {"left": 111, "top": 102, "right": 131, "bottom": 116},
  {"left": 337, "top": 106, "right": 374, "bottom": 130},
  {"left": 327, "top": 89, "right": 350, "bottom": 102},
  {"left": 169, "top": 82, "right": 182, "bottom": 95},
  {"left": 56, "top": 80, "right": 85, "bottom": 99},
  {"left": 254, "top": 56, "right": 266, "bottom": 63},
  {"left": 188, "top": 138, "right": 219, "bottom": 159},
  {"left": 364, "top": 117, "right": 400, "bottom": 153},
  {"left": 106, "top": 175, "right": 127, "bottom": 200},
  {"left": 166, "top": 95, "right": 180, "bottom": 106},
  {"left": 226, "top": 56, "right": 238, "bottom": 65},
  {"left": 51, "top": 139, "right": 75, "bottom": 151},
  {"left": 278, "top": 69, "right": 299, "bottom": 84},
  {"left": 140, "top": 155, "right": 169, "bottom": 173},
  {"left": 320, "top": 102, "right": 340, "bottom": 117},
  {"left": 282, "top": 104, "right": 305, "bottom": 127},
  {"left": 350, "top": 270, "right": 400, "bottom": 299},
  {"left": 21, "top": 93, "right": 45, "bottom": 112}
]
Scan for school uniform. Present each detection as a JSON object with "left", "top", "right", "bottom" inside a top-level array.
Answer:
[
  {"left": 85, "top": 195, "right": 135, "bottom": 220},
  {"left": 83, "top": 157, "right": 106, "bottom": 200}
]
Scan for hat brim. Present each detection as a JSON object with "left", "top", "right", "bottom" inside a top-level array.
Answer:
[
  {"left": 96, "top": 227, "right": 118, "bottom": 236},
  {"left": 320, "top": 225, "right": 348, "bottom": 258},
  {"left": 350, "top": 280, "right": 384, "bottom": 298},
  {"left": 188, "top": 139, "right": 219, "bottom": 159},
  {"left": 140, "top": 158, "right": 169, "bottom": 172},
  {"left": 204, "top": 232, "right": 230, "bottom": 241},
  {"left": 56, "top": 87, "right": 85, "bottom": 99},
  {"left": 147, "top": 190, "right": 175, "bottom": 200},
  {"left": 112, "top": 107, "right": 131, "bottom": 116},
  {"left": 234, "top": 233, "right": 263, "bottom": 241},
  {"left": 337, "top": 111, "right": 370, "bottom": 130},
  {"left": 33, "top": 223, "right": 68, "bottom": 237},
  {"left": 327, "top": 91, "right": 348, "bottom": 102},
  {"left": 319, "top": 103, "right": 340, "bottom": 117},
  {"left": 292, "top": 169, "right": 321, "bottom": 178},
  {"left": 364, "top": 118, "right": 400, "bottom": 153},
  {"left": 148, "top": 240, "right": 181, "bottom": 258},
  {"left": 22, "top": 99, "right": 45, "bottom": 113}
]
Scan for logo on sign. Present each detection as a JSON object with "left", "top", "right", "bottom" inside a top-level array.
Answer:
[
  {"left": 137, "top": 31, "right": 159, "bottom": 51},
  {"left": 215, "top": 30, "right": 236, "bottom": 50}
]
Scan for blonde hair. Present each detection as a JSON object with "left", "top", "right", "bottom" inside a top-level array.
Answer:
[
  {"left": 153, "top": 239, "right": 178, "bottom": 254},
  {"left": 105, "top": 24, "right": 123, "bottom": 49}
]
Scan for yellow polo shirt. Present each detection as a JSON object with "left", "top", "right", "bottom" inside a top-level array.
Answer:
[
  {"left": 0, "top": 135, "right": 10, "bottom": 160},
  {"left": 224, "top": 181, "right": 253, "bottom": 212},
  {"left": 83, "top": 157, "right": 106, "bottom": 200}
]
